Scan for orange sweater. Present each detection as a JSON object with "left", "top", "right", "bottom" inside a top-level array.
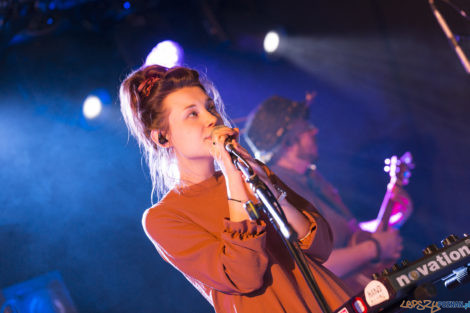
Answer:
[{"left": 143, "top": 172, "right": 351, "bottom": 312}]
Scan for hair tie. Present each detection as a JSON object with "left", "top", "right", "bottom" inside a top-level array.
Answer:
[{"left": 137, "top": 76, "right": 160, "bottom": 97}]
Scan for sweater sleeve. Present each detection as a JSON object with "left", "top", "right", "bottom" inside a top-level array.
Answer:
[
  {"left": 143, "top": 207, "right": 270, "bottom": 295},
  {"left": 261, "top": 163, "right": 334, "bottom": 263}
]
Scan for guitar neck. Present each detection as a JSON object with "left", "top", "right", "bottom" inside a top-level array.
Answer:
[
  {"left": 376, "top": 182, "right": 396, "bottom": 232},
  {"left": 365, "top": 152, "right": 413, "bottom": 233}
]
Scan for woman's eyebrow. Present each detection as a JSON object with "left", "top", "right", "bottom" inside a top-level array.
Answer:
[{"left": 183, "top": 104, "right": 197, "bottom": 111}]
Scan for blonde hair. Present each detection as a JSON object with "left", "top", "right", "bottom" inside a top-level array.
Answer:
[{"left": 119, "top": 65, "right": 230, "bottom": 203}]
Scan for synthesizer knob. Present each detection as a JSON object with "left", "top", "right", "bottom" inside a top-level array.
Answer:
[
  {"left": 372, "top": 272, "right": 380, "bottom": 280},
  {"left": 391, "top": 264, "right": 400, "bottom": 272},
  {"left": 400, "top": 259, "right": 409, "bottom": 267},
  {"left": 382, "top": 268, "right": 390, "bottom": 276},
  {"left": 441, "top": 234, "right": 459, "bottom": 247},
  {"left": 423, "top": 244, "right": 439, "bottom": 255}
]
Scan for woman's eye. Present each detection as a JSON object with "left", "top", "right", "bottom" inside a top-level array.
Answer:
[
  {"left": 188, "top": 111, "right": 198, "bottom": 117},
  {"left": 208, "top": 104, "right": 217, "bottom": 113}
]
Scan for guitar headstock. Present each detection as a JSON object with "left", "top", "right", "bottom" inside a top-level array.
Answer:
[{"left": 384, "top": 151, "right": 414, "bottom": 188}]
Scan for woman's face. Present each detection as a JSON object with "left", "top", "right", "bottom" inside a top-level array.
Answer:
[{"left": 163, "top": 86, "right": 221, "bottom": 162}]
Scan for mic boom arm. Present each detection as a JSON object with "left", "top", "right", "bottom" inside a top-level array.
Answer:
[{"left": 429, "top": 0, "right": 470, "bottom": 74}]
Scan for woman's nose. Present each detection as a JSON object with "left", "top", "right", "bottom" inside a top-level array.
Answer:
[{"left": 205, "top": 109, "right": 220, "bottom": 127}]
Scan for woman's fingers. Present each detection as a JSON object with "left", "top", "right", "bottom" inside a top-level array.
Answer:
[
  {"left": 210, "top": 126, "right": 236, "bottom": 156},
  {"left": 211, "top": 127, "right": 276, "bottom": 194},
  {"left": 210, "top": 126, "right": 242, "bottom": 176},
  {"left": 211, "top": 126, "right": 238, "bottom": 145}
]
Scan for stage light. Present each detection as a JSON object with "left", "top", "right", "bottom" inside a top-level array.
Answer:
[
  {"left": 263, "top": 31, "right": 280, "bottom": 53},
  {"left": 123, "top": 1, "right": 131, "bottom": 10},
  {"left": 145, "top": 40, "right": 183, "bottom": 68},
  {"left": 82, "top": 95, "right": 102, "bottom": 119}
]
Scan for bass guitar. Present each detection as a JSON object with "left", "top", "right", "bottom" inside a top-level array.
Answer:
[{"left": 343, "top": 152, "right": 414, "bottom": 292}]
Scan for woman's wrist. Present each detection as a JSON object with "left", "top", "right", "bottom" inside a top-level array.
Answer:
[{"left": 225, "top": 172, "right": 249, "bottom": 200}]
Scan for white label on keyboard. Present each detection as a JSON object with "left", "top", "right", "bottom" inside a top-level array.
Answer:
[{"left": 364, "top": 280, "right": 390, "bottom": 307}]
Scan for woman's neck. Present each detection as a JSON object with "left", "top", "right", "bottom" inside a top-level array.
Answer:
[{"left": 177, "top": 157, "right": 216, "bottom": 186}]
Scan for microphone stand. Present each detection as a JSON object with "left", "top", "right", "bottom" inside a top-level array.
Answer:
[
  {"left": 429, "top": 0, "right": 470, "bottom": 74},
  {"left": 226, "top": 143, "right": 332, "bottom": 313}
]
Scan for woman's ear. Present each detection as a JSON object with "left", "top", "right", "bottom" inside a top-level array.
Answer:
[{"left": 151, "top": 130, "right": 170, "bottom": 148}]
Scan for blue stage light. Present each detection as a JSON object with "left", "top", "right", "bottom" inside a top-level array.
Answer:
[
  {"left": 145, "top": 40, "right": 184, "bottom": 68},
  {"left": 123, "top": 1, "right": 131, "bottom": 10},
  {"left": 82, "top": 95, "right": 102, "bottom": 119},
  {"left": 263, "top": 31, "right": 280, "bottom": 53}
]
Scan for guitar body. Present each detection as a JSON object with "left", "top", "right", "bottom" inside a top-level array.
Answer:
[{"left": 341, "top": 152, "right": 414, "bottom": 294}]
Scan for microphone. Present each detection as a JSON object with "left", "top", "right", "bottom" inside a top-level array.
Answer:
[
  {"left": 211, "top": 125, "right": 237, "bottom": 148},
  {"left": 210, "top": 125, "right": 247, "bottom": 167}
]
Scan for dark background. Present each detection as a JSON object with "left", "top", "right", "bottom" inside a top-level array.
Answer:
[{"left": 0, "top": 0, "right": 469, "bottom": 312}]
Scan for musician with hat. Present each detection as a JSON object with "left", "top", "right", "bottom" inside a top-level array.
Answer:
[{"left": 244, "top": 93, "right": 412, "bottom": 293}]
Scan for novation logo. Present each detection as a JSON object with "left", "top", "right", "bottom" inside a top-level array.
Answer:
[{"left": 395, "top": 242, "right": 470, "bottom": 288}]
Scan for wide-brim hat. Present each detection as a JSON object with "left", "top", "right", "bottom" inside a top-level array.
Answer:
[{"left": 244, "top": 95, "right": 310, "bottom": 163}]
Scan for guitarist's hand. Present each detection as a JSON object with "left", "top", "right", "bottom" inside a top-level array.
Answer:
[{"left": 371, "top": 228, "right": 403, "bottom": 261}]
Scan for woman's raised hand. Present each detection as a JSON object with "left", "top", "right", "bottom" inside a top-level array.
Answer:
[
  {"left": 209, "top": 126, "right": 241, "bottom": 178},
  {"left": 210, "top": 126, "right": 280, "bottom": 202},
  {"left": 210, "top": 126, "right": 251, "bottom": 221}
]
